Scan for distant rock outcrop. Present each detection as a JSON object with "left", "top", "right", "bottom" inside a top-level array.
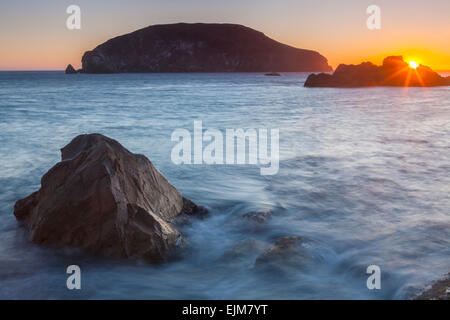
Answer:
[
  {"left": 14, "top": 134, "right": 205, "bottom": 261},
  {"left": 65, "top": 64, "right": 77, "bottom": 74},
  {"left": 80, "top": 23, "right": 332, "bottom": 73},
  {"left": 305, "top": 56, "right": 450, "bottom": 87}
]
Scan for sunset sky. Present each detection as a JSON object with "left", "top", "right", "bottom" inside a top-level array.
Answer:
[{"left": 0, "top": 0, "right": 449, "bottom": 70}]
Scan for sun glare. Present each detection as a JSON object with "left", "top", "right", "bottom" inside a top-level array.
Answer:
[{"left": 409, "top": 61, "right": 419, "bottom": 69}]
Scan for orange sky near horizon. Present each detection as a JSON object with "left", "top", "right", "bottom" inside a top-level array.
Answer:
[{"left": 0, "top": 1, "right": 449, "bottom": 71}]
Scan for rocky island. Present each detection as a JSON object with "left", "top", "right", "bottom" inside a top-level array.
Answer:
[
  {"left": 305, "top": 56, "right": 450, "bottom": 87},
  {"left": 71, "top": 23, "right": 332, "bottom": 73},
  {"left": 14, "top": 134, "right": 205, "bottom": 262},
  {"left": 65, "top": 64, "right": 77, "bottom": 74}
]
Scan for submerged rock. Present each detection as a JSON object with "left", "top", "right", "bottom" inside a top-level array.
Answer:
[
  {"left": 80, "top": 23, "right": 332, "bottom": 73},
  {"left": 255, "top": 236, "right": 312, "bottom": 272},
  {"left": 14, "top": 134, "right": 205, "bottom": 261},
  {"left": 65, "top": 64, "right": 77, "bottom": 74},
  {"left": 305, "top": 56, "right": 450, "bottom": 87},
  {"left": 242, "top": 210, "right": 272, "bottom": 223},
  {"left": 223, "top": 239, "right": 266, "bottom": 260}
]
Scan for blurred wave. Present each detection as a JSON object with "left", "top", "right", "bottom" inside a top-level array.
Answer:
[{"left": 0, "top": 72, "right": 448, "bottom": 299}]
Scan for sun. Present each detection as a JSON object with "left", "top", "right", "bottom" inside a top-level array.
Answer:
[{"left": 409, "top": 61, "right": 419, "bottom": 69}]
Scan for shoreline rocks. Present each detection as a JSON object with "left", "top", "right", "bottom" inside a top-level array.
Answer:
[
  {"left": 415, "top": 274, "right": 450, "bottom": 300},
  {"left": 305, "top": 56, "right": 450, "bottom": 87},
  {"left": 80, "top": 23, "right": 332, "bottom": 73},
  {"left": 14, "top": 134, "right": 205, "bottom": 261}
]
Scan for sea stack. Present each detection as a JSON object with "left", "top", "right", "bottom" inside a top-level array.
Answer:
[
  {"left": 304, "top": 56, "right": 450, "bottom": 87},
  {"left": 14, "top": 134, "right": 205, "bottom": 261},
  {"left": 65, "top": 64, "right": 77, "bottom": 74},
  {"left": 80, "top": 23, "right": 332, "bottom": 73}
]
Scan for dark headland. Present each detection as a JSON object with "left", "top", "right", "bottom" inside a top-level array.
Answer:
[
  {"left": 70, "top": 23, "right": 332, "bottom": 73},
  {"left": 305, "top": 56, "right": 450, "bottom": 87}
]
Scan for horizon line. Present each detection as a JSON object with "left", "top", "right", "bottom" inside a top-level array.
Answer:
[{"left": 2, "top": 69, "right": 450, "bottom": 73}]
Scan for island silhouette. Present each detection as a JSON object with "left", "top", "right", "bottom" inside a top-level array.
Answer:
[
  {"left": 70, "top": 23, "right": 332, "bottom": 73},
  {"left": 305, "top": 56, "right": 450, "bottom": 87}
]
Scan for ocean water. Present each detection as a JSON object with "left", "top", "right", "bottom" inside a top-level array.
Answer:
[{"left": 0, "top": 71, "right": 448, "bottom": 299}]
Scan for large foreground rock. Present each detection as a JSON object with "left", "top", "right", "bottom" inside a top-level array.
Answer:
[
  {"left": 14, "top": 134, "right": 204, "bottom": 261},
  {"left": 80, "top": 23, "right": 332, "bottom": 73},
  {"left": 415, "top": 274, "right": 449, "bottom": 300},
  {"left": 305, "top": 56, "right": 450, "bottom": 87}
]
